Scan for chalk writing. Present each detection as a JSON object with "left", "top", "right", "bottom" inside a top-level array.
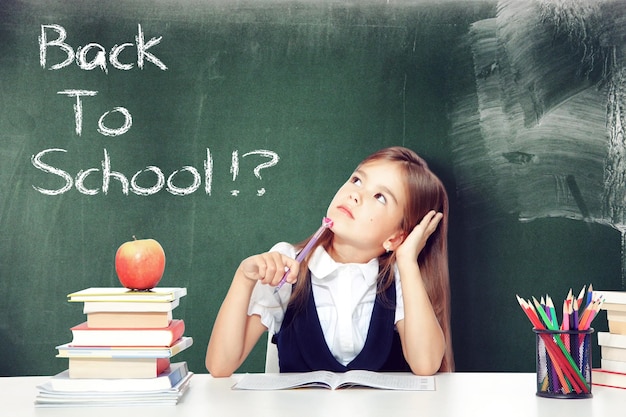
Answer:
[
  {"left": 230, "top": 150, "right": 280, "bottom": 196},
  {"left": 31, "top": 148, "right": 279, "bottom": 197},
  {"left": 33, "top": 23, "right": 280, "bottom": 197},
  {"left": 39, "top": 24, "right": 167, "bottom": 72},
  {"left": 57, "top": 90, "right": 133, "bottom": 137}
]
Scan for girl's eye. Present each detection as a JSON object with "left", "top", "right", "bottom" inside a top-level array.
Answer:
[
  {"left": 375, "top": 193, "right": 387, "bottom": 204},
  {"left": 351, "top": 176, "right": 362, "bottom": 186}
]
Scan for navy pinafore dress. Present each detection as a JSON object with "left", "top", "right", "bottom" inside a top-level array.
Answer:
[{"left": 272, "top": 271, "right": 410, "bottom": 372}]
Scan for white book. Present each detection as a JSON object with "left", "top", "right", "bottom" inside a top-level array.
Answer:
[
  {"left": 39, "top": 362, "right": 190, "bottom": 393},
  {"left": 595, "top": 290, "right": 626, "bottom": 306},
  {"left": 591, "top": 369, "right": 626, "bottom": 389},
  {"left": 35, "top": 372, "right": 192, "bottom": 407},
  {"left": 83, "top": 298, "right": 180, "bottom": 313},
  {"left": 600, "top": 359, "right": 626, "bottom": 374},
  {"left": 68, "top": 287, "right": 186, "bottom": 303},
  {"left": 56, "top": 336, "right": 193, "bottom": 359},
  {"left": 598, "top": 331, "right": 626, "bottom": 349},
  {"left": 232, "top": 370, "right": 435, "bottom": 391},
  {"left": 602, "top": 302, "right": 626, "bottom": 313},
  {"left": 601, "top": 346, "right": 626, "bottom": 362}
]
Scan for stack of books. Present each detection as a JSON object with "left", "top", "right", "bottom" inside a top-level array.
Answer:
[
  {"left": 35, "top": 287, "right": 193, "bottom": 407},
  {"left": 592, "top": 290, "right": 626, "bottom": 389}
]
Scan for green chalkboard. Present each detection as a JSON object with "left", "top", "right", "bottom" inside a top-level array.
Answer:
[{"left": 1, "top": 0, "right": 624, "bottom": 376}]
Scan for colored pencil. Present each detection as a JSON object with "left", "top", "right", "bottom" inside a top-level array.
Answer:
[
  {"left": 273, "top": 217, "right": 333, "bottom": 293},
  {"left": 561, "top": 298, "right": 570, "bottom": 353},
  {"left": 516, "top": 286, "right": 606, "bottom": 394},
  {"left": 516, "top": 296, "right": 578, "bottom": 393},
  {"left": 586, "top": 284, "right": 593, "bottom": 309},
  {"left": 576, "top": 285, "right": 586, "bottom": 310},
  {"left": 531, "top": 296, "right": 588, "bottom": 392}
]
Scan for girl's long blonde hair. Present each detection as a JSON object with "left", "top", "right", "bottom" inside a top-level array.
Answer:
[{"left": 288, "top": 146, "right": 454, "bottom": 372}]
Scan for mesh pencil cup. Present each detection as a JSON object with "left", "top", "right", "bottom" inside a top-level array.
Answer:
[{"left": 533, "top": 328, "right": 594, "bottom": 399}]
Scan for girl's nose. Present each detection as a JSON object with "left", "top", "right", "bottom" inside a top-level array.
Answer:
[{"left": 348, "top": 190, "right": 360, "bottom": 204}]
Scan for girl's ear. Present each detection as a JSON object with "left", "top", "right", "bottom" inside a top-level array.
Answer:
[{"left": 383, "top": 231, "right": 406, "bottom": 252}]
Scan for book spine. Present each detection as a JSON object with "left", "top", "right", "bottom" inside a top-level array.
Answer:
[
  {"left": 601, "top": 358, "right": 626, "bottom": 374},
  {"left": 56, "top": 336, "right": 193, "bottom": 359},
  {"left": 68, "top": 357, "right": 170, "bottom": 379},
  {"left": 601, "top": 346, "right": 626, "bottom": 362},
  {"left": 608, "top": 320, "right": 626, "bottom": 335},
  {"left": 83, "top": 299, "right": 179, "bottom": 313},
  {"left": 594, "top": 291, "right": 626, "bottom": 305},
  {"left": 591, "top": 369, "right": 626, "bottom": 389},
  {"left": 167, "top": 361, "right": 189, "bottom": 385},
  {"left": 598, "top": 331, "right": 626, "bottom": 349},
  {"left": 600, "top": 302, "right": 626, "bottom": 313},
  {"left": 70, "top": 319, "right": 185, "bottom": 347},
  {"left": 86, "top": 311, "right": 172, "bottom": 329}
]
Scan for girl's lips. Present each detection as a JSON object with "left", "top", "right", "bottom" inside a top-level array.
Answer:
[{"left": 336, "top": 205, "right": 354, "bottom": 219}]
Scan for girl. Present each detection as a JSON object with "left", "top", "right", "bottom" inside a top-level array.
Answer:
[{"left": 206, "top": 146, "right": 453, "bottom": 376}]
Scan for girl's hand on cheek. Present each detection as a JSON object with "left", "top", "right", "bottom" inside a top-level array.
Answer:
[
  {"left": 395, "top": 210, "right": 443, "bottom": 263},
  {"left": 239, "top": 252, "right": 300, "bottom": 286}
]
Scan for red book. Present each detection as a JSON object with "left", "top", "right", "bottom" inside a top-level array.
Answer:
[{"left": 70, "top": 319, "right": 185, "bottom": 347}]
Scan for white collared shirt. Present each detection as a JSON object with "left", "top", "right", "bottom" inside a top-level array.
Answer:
[{"left": 248, "top": 242, "right": 405, "bottom": 365}]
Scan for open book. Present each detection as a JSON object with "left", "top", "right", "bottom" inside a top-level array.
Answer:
[{"left": 232, "top": 370, "right": 435, "bottom": 391}]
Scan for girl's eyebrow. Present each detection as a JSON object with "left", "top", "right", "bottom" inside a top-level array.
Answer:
[{"left": 354, "top": 168, "right": 399, "bottom": 205}]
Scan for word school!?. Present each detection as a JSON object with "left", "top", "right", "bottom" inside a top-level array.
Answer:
[{"left": 31, "top": 148, "right": 280, "bottom": 197}]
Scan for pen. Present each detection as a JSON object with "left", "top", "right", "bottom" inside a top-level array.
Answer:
[{"left": 274, "top": 217, "right": 333, "bottom": 293}]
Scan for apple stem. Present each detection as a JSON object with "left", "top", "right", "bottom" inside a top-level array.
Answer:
[{"left": 132, "top": 235, "right": 137, "bottom": 240}]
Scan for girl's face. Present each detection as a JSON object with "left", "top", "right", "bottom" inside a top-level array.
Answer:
[{"left": 326, "top": 160, "right": 407, "bottom": 257}]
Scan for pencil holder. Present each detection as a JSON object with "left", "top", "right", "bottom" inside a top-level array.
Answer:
[{"left": 533, "top": 328, "right": 594, "bottom": 399}]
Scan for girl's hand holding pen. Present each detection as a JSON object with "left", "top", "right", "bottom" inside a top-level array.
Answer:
[{"left": 239, "top": 252, "right": 300, "bottom": 287}]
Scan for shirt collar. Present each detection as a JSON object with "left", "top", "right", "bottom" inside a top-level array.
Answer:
[{"left": 308, "top": 246, "right": 379, "bottom": 286}]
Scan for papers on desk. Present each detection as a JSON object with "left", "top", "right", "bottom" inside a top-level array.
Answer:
[
  {"left": 34, "top": 369, "right": 193, "bottom": 407},
  {"left": 232, "top": 370, "right": 435, "bottom": 391}
]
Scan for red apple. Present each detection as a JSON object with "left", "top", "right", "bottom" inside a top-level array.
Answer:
[{"left": 115, "top": 237, "right": 166, "bottom": 290}]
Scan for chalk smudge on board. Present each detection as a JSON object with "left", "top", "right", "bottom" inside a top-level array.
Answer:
[{"left": 449, "top": 0, "right": 626, "bottom": 285}]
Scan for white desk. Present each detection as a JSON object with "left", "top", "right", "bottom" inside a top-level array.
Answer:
[{"left": 3, "top": 373, "right": 625, "bottom": 417}]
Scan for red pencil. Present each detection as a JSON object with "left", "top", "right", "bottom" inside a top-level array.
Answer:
[{"left": 516, "top": 295, "right": 585, "bottom": 393}]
